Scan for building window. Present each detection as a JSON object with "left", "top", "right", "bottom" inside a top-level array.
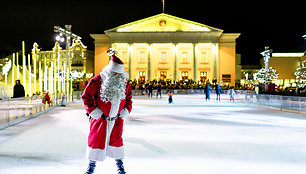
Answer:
[
  {"left": 182, "top": 51, "right": 189, "bottom": 64},
  {"left": 200, "top": 72, "right": 207, "bottom": 82},
  {"left": 181, "top": 71, "right": 188, "bottom": 80},
  {"left": 160, "top": 51, "right": 167, "bottom": 63},
  {"left": 222, "top": 74, "right": 231, "bottom": 82},
  {"left": 200, "top": 51, "right": 208, "bottom": 63},
  {"left": 160, "top": 71, "right": 167, "bottom": 80},
  {"left": 139, "top": 50, "right": 146, "bottom": 63}
]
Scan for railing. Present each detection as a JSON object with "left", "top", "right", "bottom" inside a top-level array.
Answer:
[
  {"left": 244, "top": 93, "right": 306, "bottom": 113},
  {"left": 0, "top": 91, "right": 84, "bottom": 130},
  {"left": 132, "top": 89, "right": 254, "bottom": 96}
]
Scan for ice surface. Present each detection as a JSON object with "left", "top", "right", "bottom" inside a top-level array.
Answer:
[{"left": 0, "top": 94, "right": 306, "bottom": 174}]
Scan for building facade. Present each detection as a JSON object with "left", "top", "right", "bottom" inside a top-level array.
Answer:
[
  {"left": 0, "top": 39, "right": 94, "bottom": 97},
  {"left": 91, "top": 13, "right": 240, "bottom": 86},
  {"left": 260, "top": 52, "right": 305, "bottom": 87},
  {"left": 32, "top": 39, "right": 94, "bottom": 92}
]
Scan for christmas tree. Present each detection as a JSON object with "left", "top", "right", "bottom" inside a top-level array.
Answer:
[
  {"left": 294, "top": 60, "right": 306, "bottom": 83},
  {"left": 255, "top": 67, "right": 279, "bottom": 83}
]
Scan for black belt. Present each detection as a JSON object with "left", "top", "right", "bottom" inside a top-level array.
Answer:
[
  {"left": 86, "top": 113, "right": 119, "bottom": 122},
  {"left": 102, "top": 114, "right": 118, "bottom": 121}
]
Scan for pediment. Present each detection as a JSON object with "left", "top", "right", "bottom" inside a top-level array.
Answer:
[{"left": 105, "top": 13, "right": 223, "bottom": 33}]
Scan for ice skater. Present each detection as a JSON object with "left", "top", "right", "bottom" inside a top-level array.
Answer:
[
  {"left": 168, "top": 91, "right": 174, "bottom": 104},
  {"left": 204, "top": 83, "right": 212, "bottom": 101},
  {"left": 229, "top": 88, "right": 236, "bottom": 102},
  {"left": 82, "top": 49, "right": 133, "bottom": 174},
  {"left": 215, "top": 85, "right": 222, "bottom": 102}
]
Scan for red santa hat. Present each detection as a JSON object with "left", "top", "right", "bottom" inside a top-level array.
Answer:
[{"left": 107, "top": 54, "right": 124, "bottom": 73}]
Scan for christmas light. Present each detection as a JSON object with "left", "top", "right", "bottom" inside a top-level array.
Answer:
[
  {"left": 255, "top": 67, "right": 279, "bottom": 83},
  {"left": 1, "top": 59, "right": 11, "bottom": 75},
  {"left": 294, "top": 60, "right": 306, "bottom": 83}
]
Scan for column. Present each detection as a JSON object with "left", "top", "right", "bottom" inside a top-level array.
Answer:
[
  {"left": 44, "top": 57, "right": 47, "bottom": 92},
  {"left": 128, "top": 43, "right": 132, "bottom": 79},
  {"left": 193, "top": 43, "right": 198, "bottom": 82},
  {"left": 12, "top": 53, "right": 15, "bottom": 86},
  {"left": 17, "top": 53, "right": 19, "bottom": 80},
  {"left": 147, "top": 43, "right": 152, "bottom": 81},
  {"left": 28, "top": 54, "right": 31, "bottom": 96},
  {"left": 34, "top": 55, "right": 37, "bottom": 94},
  {"left": 39, "top": 60, "right": 42, "bottom": 94},
  {"left": 212, "top": 43, "right": 219, "bottom": 80},
  {"left": 22, "top": 41, "right": 26, "bottom": 96},
  {"left": 173, "top": 43, "right": 178, "bottom": 82}
]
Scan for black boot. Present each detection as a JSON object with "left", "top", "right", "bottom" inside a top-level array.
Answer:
[
  {"left": 116, "top": 159, "right": 126, "bottom": 174},
  {"left": 85, "top": 161, "right": 96, "bottom": 174}
]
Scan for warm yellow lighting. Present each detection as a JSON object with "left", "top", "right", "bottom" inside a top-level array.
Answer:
[
  {"left": 272, "top": 53, "right": 304, "bottom": 57},
  {"left": 115, "top": 13, "right": 213, "bottom": 32}
]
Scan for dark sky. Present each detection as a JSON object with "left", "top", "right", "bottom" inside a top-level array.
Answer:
[{"left": 0, "top": 0, "right": 305, "bottom": 65}]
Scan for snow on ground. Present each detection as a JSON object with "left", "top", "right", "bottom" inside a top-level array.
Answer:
[{"left": 0, "top": 94, "right": 306, "bottom": 174}]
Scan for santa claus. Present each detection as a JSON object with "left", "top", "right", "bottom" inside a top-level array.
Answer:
[{"left": 82, "top": 49, "right": 132, "bottom": 174}]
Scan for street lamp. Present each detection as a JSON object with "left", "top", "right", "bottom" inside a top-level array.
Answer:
[
  {"left": 54, "top": 25, "right": 81, "bottom": 94},
  {"left": 260, "top": 46, "right": 273, "bottom": 91}
]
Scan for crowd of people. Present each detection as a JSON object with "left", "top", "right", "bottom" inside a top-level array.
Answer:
[{"left": 130, "top": 79, "right": 306, "bottom": 97}]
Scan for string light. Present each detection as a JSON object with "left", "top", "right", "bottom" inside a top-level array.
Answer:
[
  {"left": 294, "top": 60, "right": 306, "bottom": 82},
  {"left": 255, "top": 67, "right": 279, "bottom": 83}
]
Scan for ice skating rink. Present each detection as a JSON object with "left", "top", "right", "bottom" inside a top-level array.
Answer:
[{"left": 0, "top": 94, "right": 306, "bottom": 174}]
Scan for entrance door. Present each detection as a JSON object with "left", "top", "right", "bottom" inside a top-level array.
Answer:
[
  {"left": 160, "top": 71, "right": 167, "bottom": 81},
  {"left": 139, "top": 71, "right": 146, "bottom": 84},
  {"left": 200, "top": 72, "right": 207, "bottom": 83}
]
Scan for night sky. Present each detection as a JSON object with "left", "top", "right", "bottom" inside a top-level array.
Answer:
[{"left": 0, "top": 0, "right": 305, "bottom": 65}]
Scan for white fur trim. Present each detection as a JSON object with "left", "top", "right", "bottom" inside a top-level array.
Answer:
[
  {"left": 109, "top": 102, "right": 120, "bottom": 118},
  {"left": 90, "top": 107, "right": 103, "bottom": 120},
  {"left": 119, "top": 108, "right": 129, "bottom": 120},
  {"left": 86, "top": 146, "right": 124, "bottom": 161},
  {"left": 108, "top": 61, "right": 124, "bottom": 73},
  {"left": 86, "top": 146, "right": 106, "bottom": 161},
  {"left": 107, "top": 146, "right": 125, "bottom": 159}
]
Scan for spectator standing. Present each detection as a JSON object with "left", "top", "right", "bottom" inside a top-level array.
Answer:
[
  {"left": 156, "top": 82, "right": 162, "bottom": 98},
  {"left": 147, "top": 82, "right": 153, "bottom": 98},
  {"left": 13, "top": 80, "right": 25, "bottom": 98}
]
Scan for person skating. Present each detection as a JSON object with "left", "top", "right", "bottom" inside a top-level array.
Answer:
[
  {"left": 82, "top": 49, "right": 132, "bottom": 174},
  {"left": 204, "top": 83, "right": 212, "bottom": 101},
  {"left": 229, "top": 88, "right": 236, "bottom": 102},
  {"left": 168, "top": 91, "right": 173, "bottom": 104},
  {"left": 215, "top": 85, "right": 222, "bottom": 102}
]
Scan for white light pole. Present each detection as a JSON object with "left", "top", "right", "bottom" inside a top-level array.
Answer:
[
  {"left": 260, "top": 46, "right": 273, "bottom": 91},
  {"left": 54, "top": 25, "right": 81, "bottom": 94}
]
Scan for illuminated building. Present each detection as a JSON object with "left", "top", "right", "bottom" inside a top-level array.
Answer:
[
  {"left": 91, "top": 13, "right": 240, "bottom": 86},
  {"left": 260, "top": 53, "right": 306, "bottom": 87},
  {"left": 0, "top": 39, "right": 94, "bottom": 97}
]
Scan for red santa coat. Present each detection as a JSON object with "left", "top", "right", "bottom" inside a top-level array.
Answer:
[{"left": 82, "top": 73, "right": 132, "bottom": 161}]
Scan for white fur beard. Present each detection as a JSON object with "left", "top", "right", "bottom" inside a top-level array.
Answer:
[{"left": 100, "top": 71, "right": 128, "bottom": 103}]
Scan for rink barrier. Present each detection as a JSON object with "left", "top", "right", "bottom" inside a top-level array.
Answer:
[
  {"left": 132, "top": 89, "right": 254, "bottom": 96},
  {"left": 0, "top": 91, "right": 84, "bottom": 130},
  {"left": 244, "top": 93, "right": 306, "bottom": 113}
]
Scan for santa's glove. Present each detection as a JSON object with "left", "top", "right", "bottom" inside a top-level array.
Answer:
[
  {"left": 119, "top": 108, "right": 129, "bottom": 120},
  {"left": 89, "top": 107, "right": 103, "bottom": 120}
]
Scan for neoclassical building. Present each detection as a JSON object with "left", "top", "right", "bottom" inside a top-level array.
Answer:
[{"left": 91, "top": 13, "right": 240, "bottom": 86}]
